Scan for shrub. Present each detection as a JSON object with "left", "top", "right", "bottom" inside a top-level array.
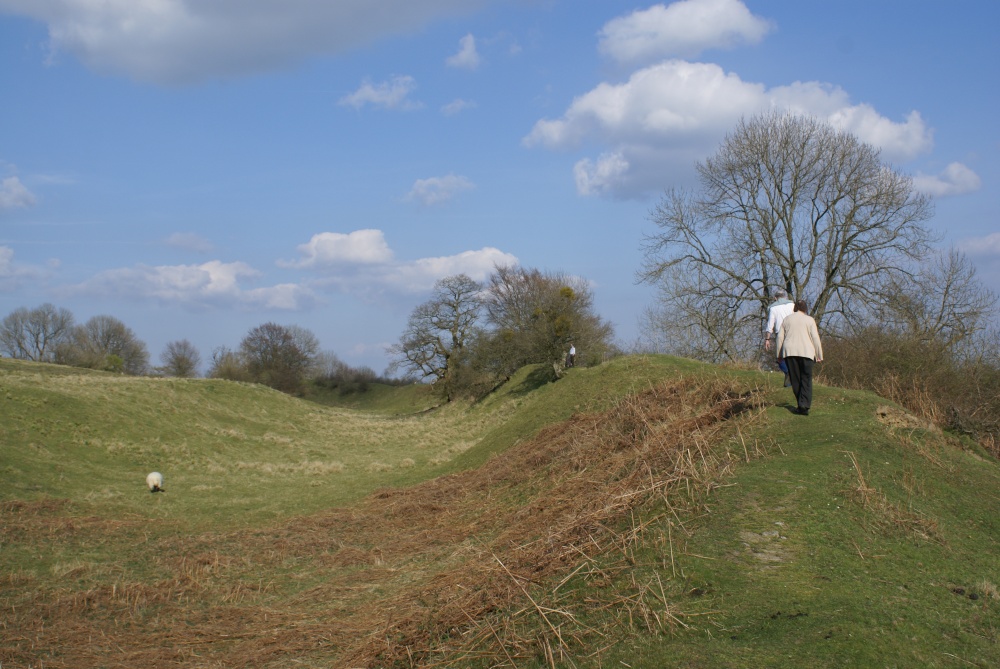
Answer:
[{"left": 819, "top": 328, "right": 1000, "bottom": 456}]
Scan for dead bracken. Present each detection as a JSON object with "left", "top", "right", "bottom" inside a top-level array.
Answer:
[{"left": 1, "top": 376, "right": 766, "bottom": 669}]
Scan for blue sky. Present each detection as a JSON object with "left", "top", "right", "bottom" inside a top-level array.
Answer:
[{"left": 2, "top": 0, "right": 998, "bottom": 374}]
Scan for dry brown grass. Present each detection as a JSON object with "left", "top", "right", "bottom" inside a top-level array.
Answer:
[
  {"left": 819, "top": 333, "right": 1000, "bottom": 459},
  {"left": 1, "top": 376, "right": 765, "bottom": 668},
  {"left": 843, "top": 450, "right": 942, "bottom": 544}
]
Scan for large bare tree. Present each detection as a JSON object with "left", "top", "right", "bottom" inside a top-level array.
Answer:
[
  {"left": 387, "top": 274, "right": 483, "bottom": 400},
  {"left": 56, "top": 314, "right": 149, "bottom": 374},
  {"left": 0, "top": 303, "right": 74, "bottom": 362},
  {"left": 639, "top": 111, "right": 935, "bottom": 362}
]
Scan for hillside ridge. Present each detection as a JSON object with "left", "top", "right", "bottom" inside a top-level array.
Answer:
[{"left": 1, "top": 356, "right": 998, "bottom": 668}]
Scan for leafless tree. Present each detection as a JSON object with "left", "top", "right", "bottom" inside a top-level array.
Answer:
[
  {"left": 56, "top": 314, "right": 149, "bottom": 374},
  {"left": 873, "top": 248, "right": 998, "bottom": 357},
  {"left": 639, "top": 111, "right": 935, "bottom": 362},
  {"left": 0, "top": 303, "right": 75, "bottom": 361},
  {"left": 239, "top": 322, "right": 317, "bottom": 394},
  {"left": 286, "top": 325, "right": 322, "bottom": 377},
  {"left": 207, "top": 346, "right": 250, "bottom": 382},
  {"left": 387, "top": 274, "right": 483, "bottom": 400},
  {"left": 159, "top": 339, "right": 202, "bottom": 377}
]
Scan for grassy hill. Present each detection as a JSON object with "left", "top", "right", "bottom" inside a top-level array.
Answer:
[{"left": 1, "top": 355, "right": 997, "bottom": 668}]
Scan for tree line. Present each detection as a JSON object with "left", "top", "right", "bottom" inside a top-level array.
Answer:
[
  {"left": 0, "top": 264, "right": 617, "bottom": 401},
  {"left": 3, "top": 113, "right": 996, "bottom": 442},
  {"left": 0, "top": 305, "right": 391, "bottom": 396},
  {"left": 0, "top": 306, "right": 151, "bottom": 375}
]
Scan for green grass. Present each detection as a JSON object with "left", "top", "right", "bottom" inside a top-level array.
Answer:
[
  {"left": 1, "top": 356, "right": 998, "bottom": 668},
  {"left": 303, "top": 379, "right": 441, "bottom": 414},
  {"left": 1, "top": 358, "right": 502, "bottom": 528},
  {"left": 561, "top": 383, "right": 1000, "bottom": 668}
]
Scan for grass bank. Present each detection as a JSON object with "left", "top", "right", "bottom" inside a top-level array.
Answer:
[{"left": 1, "top": 355, "right": 997, "bottom": 667}]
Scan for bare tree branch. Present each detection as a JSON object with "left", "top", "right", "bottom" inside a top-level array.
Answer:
[{"left": 640, "top": 112, "right": 936, "bottom": 361}]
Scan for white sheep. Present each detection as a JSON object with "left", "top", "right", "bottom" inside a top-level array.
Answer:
[{"left": 146, "top": 471, "right": 164, "bottom": 493}]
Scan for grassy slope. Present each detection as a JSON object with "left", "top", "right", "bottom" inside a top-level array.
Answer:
[
  {"left": 577, "top": 383, "right": 1000, "bottom": 668},
  {"left": 1, "top": 356, "right": 998, "bottom": 668}
]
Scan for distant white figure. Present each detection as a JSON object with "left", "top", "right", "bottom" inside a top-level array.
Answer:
[
  {"left": 566, "top": 344, "right": 576, "bottom": 368},
  {"left": 146, "top": 471, "right": 164, "bottom": 493}
]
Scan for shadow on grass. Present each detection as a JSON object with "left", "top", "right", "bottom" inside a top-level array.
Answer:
[{"left": 509, "top": 365, "right": 558, "bottom": 397}]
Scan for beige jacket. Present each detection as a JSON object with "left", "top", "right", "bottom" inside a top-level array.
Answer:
[{"left": 776, "top": 312, "right": 823, "bottom": 361}]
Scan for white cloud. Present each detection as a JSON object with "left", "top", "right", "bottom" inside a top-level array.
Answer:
[
  {"left": 574, "top": 153, "right": 630, "bottom": 197},
  {"left": 405, "top": 174, "right": 475, "bottom": 205},
  {"left": 828, "top": 108, "right": 932, "bottom": 162},
  {"left": 446, "top": 33, "right": 481, "bottom": 69},
  {"left": 281, "top": 230, "right": 395, "bottom": 269},
  {"left": 242, "top": 283, "right": 316, "bottom": 310},
  {"left": 68, "top": 260, "right": 246, "bottom": 299},
  {"left": 598, "top": 0, "right": 773, "bottom": 65},
  {"left": 0, "top": 245, "right": 46, "bottom": 290},
  {"left": 0, "top": 246, "right": 13, "bottom": 273},
  {"left": 287, "top": 229, "right": 517, "bottom": 295},
  {"left": 525, "top": 60, "right": 935, "bottom": 197},
  {"left": 63, "top": 259, "right": 317, "bottom": 310},
  {"left": 767, "top": 82, "right": 933, "bottom": 161},
  {"left": 912, "top": 162, "right": 982, "bottom": 198},
  {"left": 0, "top": 176, "right": 36, "bottom": 210},
  {"left": 524, "top": 61, "right": 762, "bottom": 151},
  {"left": 57, "top": 229, "right": 517, "bottom": 308},
  {"left": 382, "top": 247, "right": 518, "bottom": 293},
  {"left": 957, "top": 233, "right": 1000, "bottom": 258},
  {"left": 164, "top": 232, "right": 214, "bottom": 253},
  {"left": 441, "top": 98, "right": 477, "bottom": 116},
  {"left": 338, "top": 75, "right": 421, "bottom": 111},
  {"left": 2, "top": 0, "right": 500, "bottom": 84}
]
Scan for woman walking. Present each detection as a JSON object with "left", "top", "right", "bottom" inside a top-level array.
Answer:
[{"left": 776, "top": 300, "right": 824, "bottom": 415}]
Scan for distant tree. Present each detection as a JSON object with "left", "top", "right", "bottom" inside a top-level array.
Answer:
[
  {"left": 387, "top": 274, "right": 484, "bottom": 400},
  {"left": 0, "top": 303, "right": 75, "bottom": 362},
  {"left": 207, "top": 346, "right": 250, "bottom": 382},
  {"left": 56, "top": 314, "right": 149, "bottom": 374},
  {"left": 639, "top": 111, "right": 935, "bottom": 362},
  {"left": 312, "top": 350, "right": 347, "bottom": 382},
  {"left": 386, "top": 267, "right": 617, "bottom": 399},
  {"left": 872, "top": 248, "right": 998, "bottom": 356},
  {"left": 309, "top": 350, "right": 387, "bottom": 394},
  {"left": 239, "top": 322, "right": 317, "bottom": 394},
  {"left": 286, "top": 325, "right": 322, "bottom": 377},
  {"left": 482, "top": 265, "right": 615, "bottom": 378},
  {"left": 159, "top": 339, "right": 201, "bottom": 378}
]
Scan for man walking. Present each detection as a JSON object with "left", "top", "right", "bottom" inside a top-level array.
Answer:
[
  {"left": 776, "top": 300, "right": 824, "bottom": 415},
  {"left": 764, "top": 288, "right": 795, "bottom": 386}
]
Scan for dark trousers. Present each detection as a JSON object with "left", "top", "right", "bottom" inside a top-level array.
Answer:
[{"left": 785, "top": 356, "right": 815, "bottom": 410}]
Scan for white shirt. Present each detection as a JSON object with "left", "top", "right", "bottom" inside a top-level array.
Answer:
[{"left": 765, "top": 299, "right": 795, "bottom": 338}]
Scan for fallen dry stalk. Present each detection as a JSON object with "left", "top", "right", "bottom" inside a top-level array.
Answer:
[{"left": 843, "top": 450, "right": 943, "bottom": 544}]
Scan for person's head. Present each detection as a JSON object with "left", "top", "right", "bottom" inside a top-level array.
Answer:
[
  {"left": 773, "top": 288, "right": 787, "bottom": 300},
  {"left": 793, "top": 299, "right": 808, "bottom": 314}
]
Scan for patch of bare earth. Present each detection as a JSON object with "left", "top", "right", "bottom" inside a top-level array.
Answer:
[
  {"left": 1, "top": 376, "right": 765, "bottom": 668},
  {"left": 875, "top": 405, "right": 935, "bottom": 432}
]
